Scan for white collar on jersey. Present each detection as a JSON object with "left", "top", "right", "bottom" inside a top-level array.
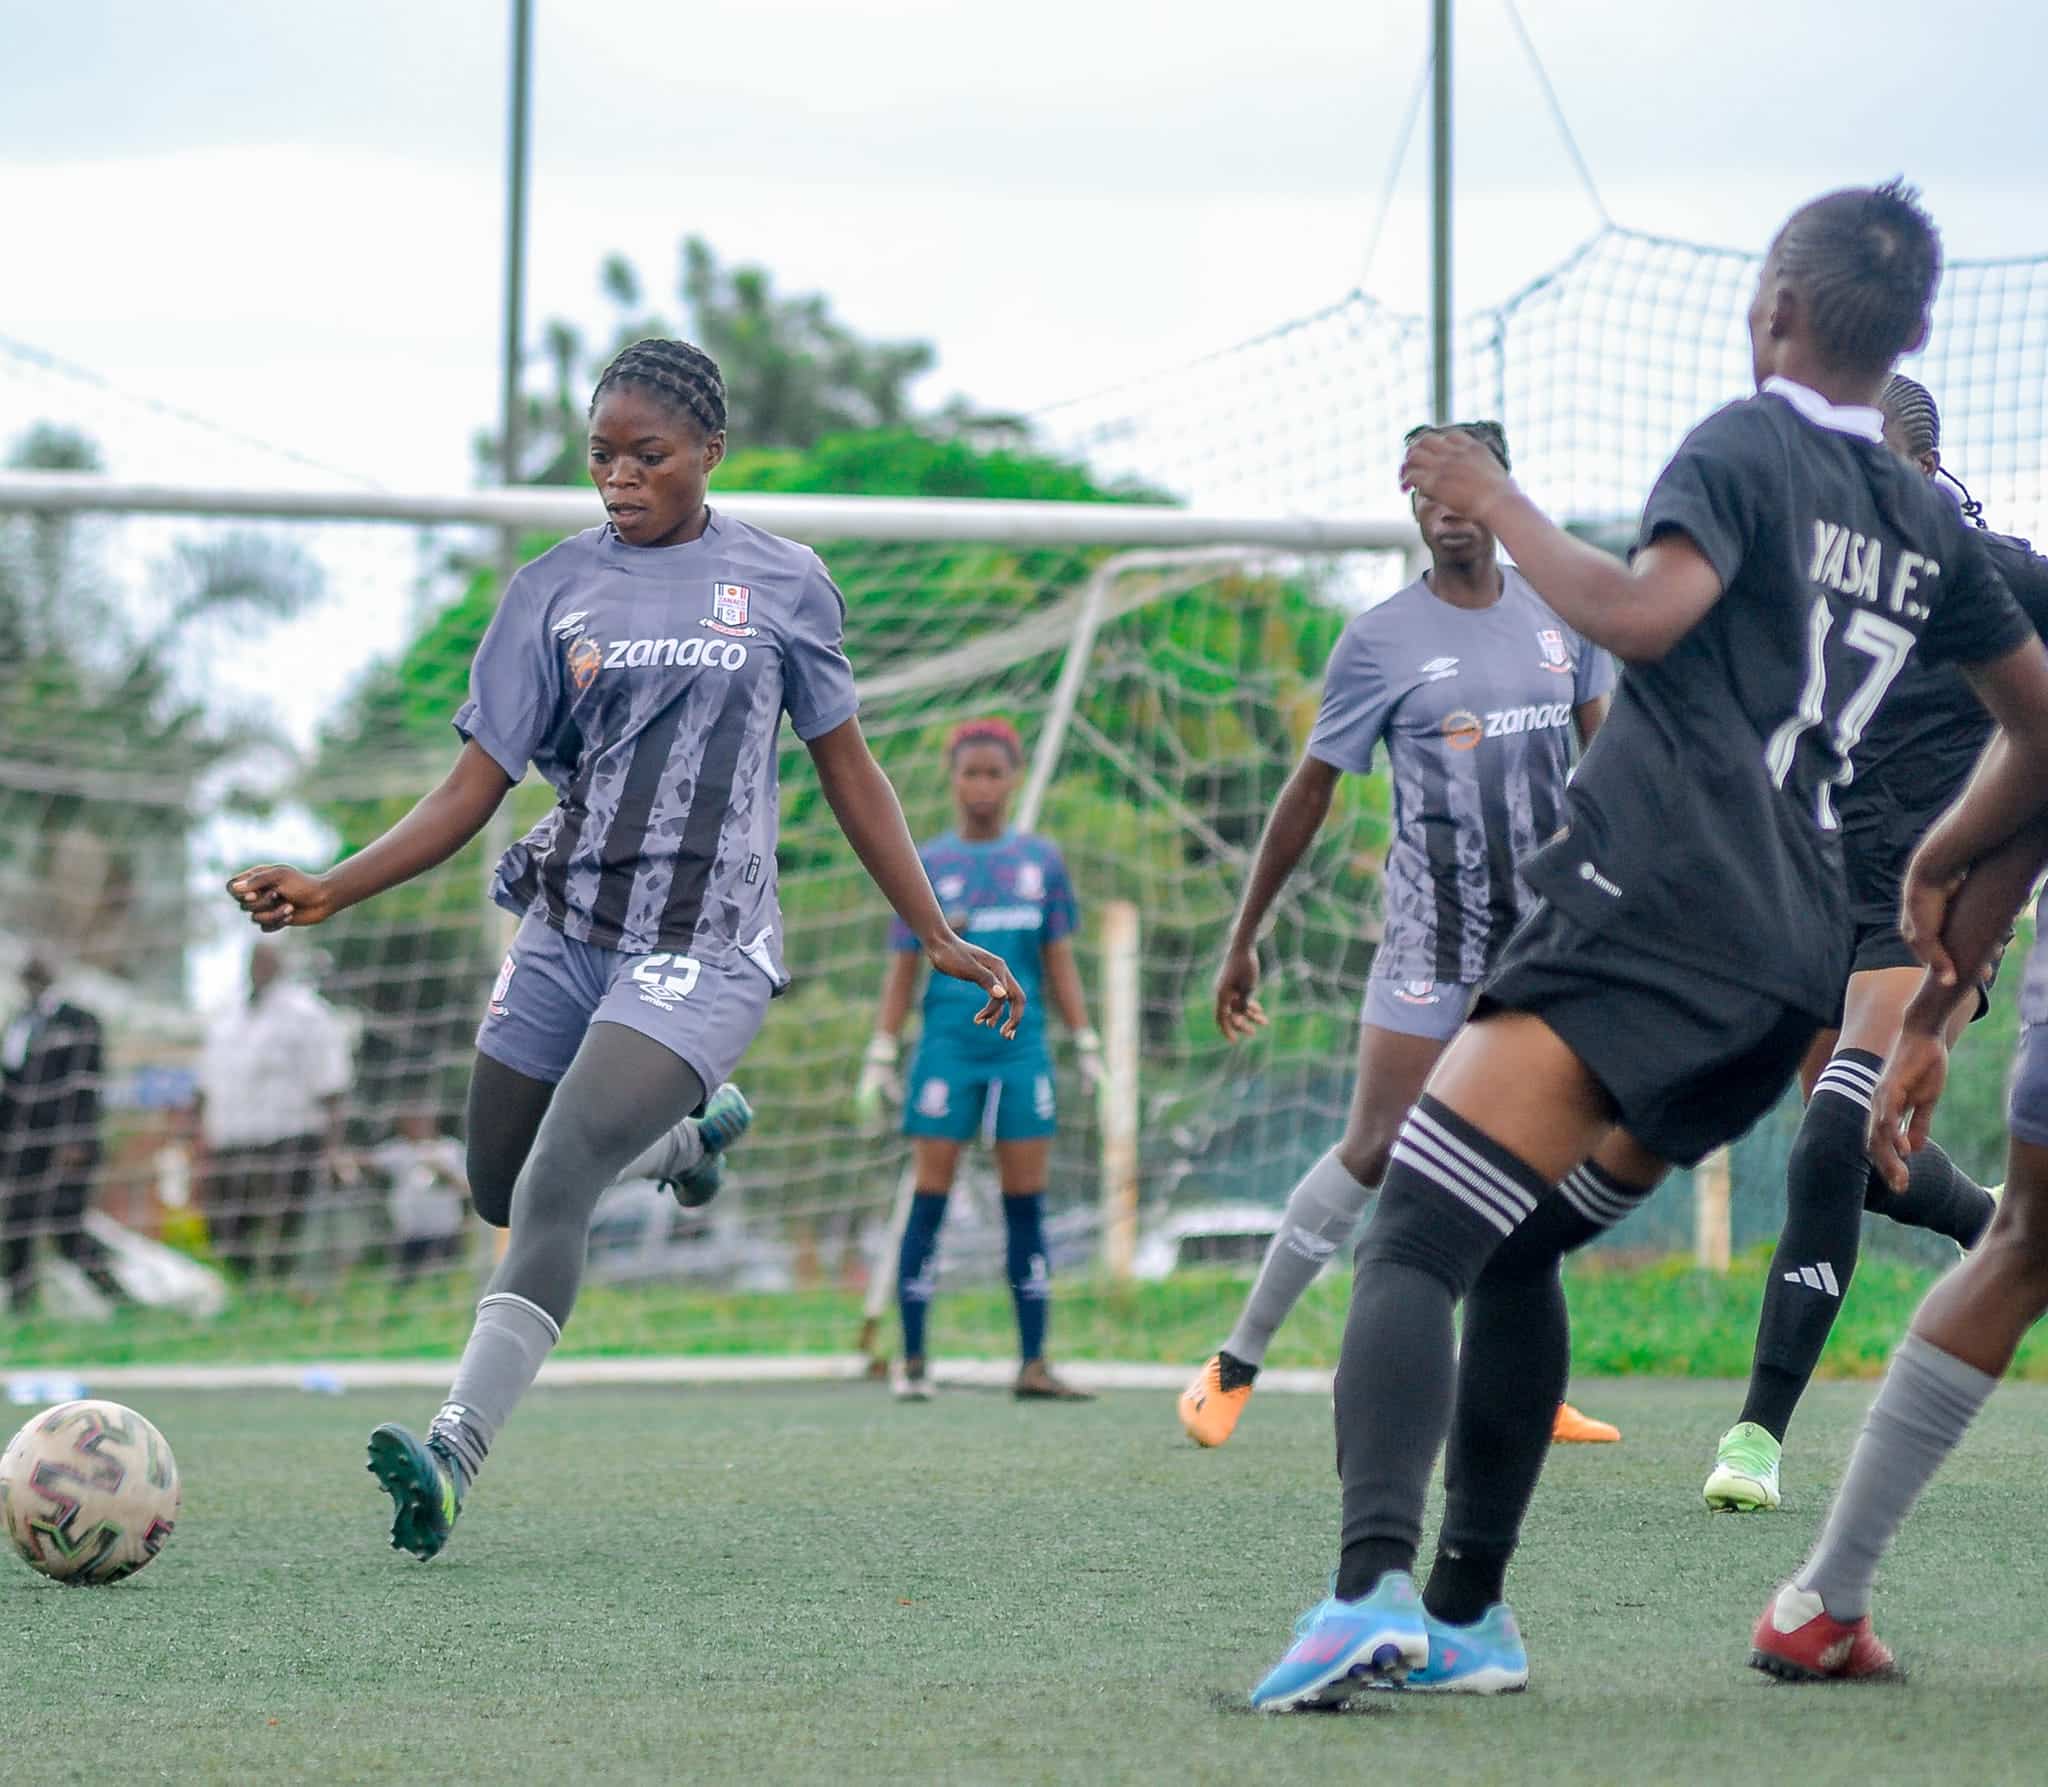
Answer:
[{"left": 1760, "top": 376, "right": 1884, "bottom": 444}]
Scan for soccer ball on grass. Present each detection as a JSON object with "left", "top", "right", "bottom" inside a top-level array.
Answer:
[{"left": 1, "top": 1399, "right": 180, "bottom": 1584}]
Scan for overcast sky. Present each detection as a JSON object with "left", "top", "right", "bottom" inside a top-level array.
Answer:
[
  {"left": 7, "top": 0, "right": 2046, "bottom": 1004},
  {"left": 7, "top": 0, "right": 2047, "bottom": 494}
]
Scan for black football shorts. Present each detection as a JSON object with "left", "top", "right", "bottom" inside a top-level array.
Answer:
[
  {"left": 1474, "top": 901, "right": 1818, "bottom": 1168},
  {"left": 1835, "top": 913, "right": 1998, "bottom": 1026}
]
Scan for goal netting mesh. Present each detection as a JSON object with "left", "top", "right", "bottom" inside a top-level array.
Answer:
[{"left": 1, "top": 220, "right": 2044, "bottom": 1370}]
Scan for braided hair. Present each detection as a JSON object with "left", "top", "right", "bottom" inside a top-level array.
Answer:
[
  {"left": 1771, "top": 179, "right": 1942, "bottom": 376},
  {"left": 947, "top": 717, "right": 1024, "bottom": 767},
  {"left": 589, "top": 338, "right": 727, "bottom": 438},
  {"left": 1403, "top": 418, "right": 1511, "bottom": 472},
  {"left": 1878, "top": 374, "right": 1939, "bottom": 458},
  {"left": 1878, "top": 374, "right": 1985, "bottom": 526}
]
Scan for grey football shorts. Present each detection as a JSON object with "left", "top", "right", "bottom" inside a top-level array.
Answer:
[
  {"left": 476, "top": 908, "right": 771, "bottom": 1101},
  {"left": 2009, "top": 928, "right": 2048, "bottom": 1147},
  {"left": 1361, "top": 972, "right": 1480, "bottom": 1042}
]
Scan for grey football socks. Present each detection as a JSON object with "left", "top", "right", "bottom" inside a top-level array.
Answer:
[
  {"left": 618, "top": 1115, "right": 706, "bottom": 1185},
  {"left": 1796, "top": 1332, "right": 1997, "bottom": 1620},
  {"left": 1223, "top": 1148, "right": 1375, "bottom": 1369},
  {"left": 429, "top": 1291, "right": 562, "bottom": 1491}
]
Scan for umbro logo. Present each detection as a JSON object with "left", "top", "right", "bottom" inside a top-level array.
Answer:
[
  {"left": 551, "top": 609, "right": 591, "bottom": 640},
  {"left": 1784, "top": 1262, "right": 1841, "bottom": 1296},
  {"left": 1420, "top": 655, "right": 1460, "bottom": 682}
]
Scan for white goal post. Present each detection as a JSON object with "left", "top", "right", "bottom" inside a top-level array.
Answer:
[{"left": 0, "top": 470, "right": 1417, "bottom": 555}]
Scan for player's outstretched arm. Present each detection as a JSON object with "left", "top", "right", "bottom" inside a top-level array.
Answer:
[
  {"left": 1401, "top": 431, "right": 1723, "bottom": 663},
  {"left": 1214, "top": 754, "right": 1340, "bottom": 1041},
  {"left": 808, "top": 717, "right": 1024, "bottom": 1039},
  {"left": 228, "top": 739, "right": 515, "bottom": 931}
]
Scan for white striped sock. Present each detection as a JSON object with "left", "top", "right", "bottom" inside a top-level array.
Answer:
[{"left": 1390, "top": 1107, "right": 1544, "bottom": 1238}]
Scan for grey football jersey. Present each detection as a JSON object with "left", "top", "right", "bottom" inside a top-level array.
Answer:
[
  {"left": 454, "top": 513, "right": 861, "bottom": 980},
  {"left": 1308, "top": 567, "right": 1613, "bottom": 985}
]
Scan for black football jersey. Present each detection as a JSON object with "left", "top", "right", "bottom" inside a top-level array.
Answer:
[
  {"left": 1837, "top": 528, "right": 2048, "bottom": 917},
  {"left": 1521, "top": 385, "right": 2035, "bottom": 1017}
]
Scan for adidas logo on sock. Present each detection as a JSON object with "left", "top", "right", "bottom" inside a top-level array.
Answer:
[{"left": 1782, "top": 1263, "right": 1841, "bottom": 1296}]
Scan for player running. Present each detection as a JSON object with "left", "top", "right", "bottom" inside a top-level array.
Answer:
[
  {"left": 1705, "top": 377, "right": 2048, "bottom": 1512},
  {"left": 856, "top": 718, "right": 1100, "bottom": 1403},
  {"left": 1248, "top": 180, "right": 2048, "bottom": 1712},
  {"left": 1750, "top": 756, "right": 2048, "bottom": 1679},
  {"left": 1174, "top": 419, "right": 1618, "bottom": 1450},
  {"left": 226, "top": 338, "right": 1024, "bottom": 1562}
]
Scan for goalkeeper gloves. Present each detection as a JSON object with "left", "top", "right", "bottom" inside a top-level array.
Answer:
[
  {"left": 854, "top": 1032, "right": 903, "bottom": 1132},
  {"left": 1073, "top": 1026, "right": 1107, "bottom": 1093}
]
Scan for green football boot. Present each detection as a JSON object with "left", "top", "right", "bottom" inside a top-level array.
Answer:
[
  {"left": 667, "top": 1084, "right": 754, "bottom": 1209},
  {"left": 1703, "top": 1421, "right": 1783, "bottom": 1512},
  {"left": 367, "top": 1423, "right": 463, "bottom": 1560}
]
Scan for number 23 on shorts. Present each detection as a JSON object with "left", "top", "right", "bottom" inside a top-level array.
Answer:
[{"left": 631, "top": 953, "right": 701, "bottom": 1010}]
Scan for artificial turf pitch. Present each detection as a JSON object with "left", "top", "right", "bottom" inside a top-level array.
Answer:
[{"left": 6, "top": 1379, "right": 2045, "bottom": 1785}]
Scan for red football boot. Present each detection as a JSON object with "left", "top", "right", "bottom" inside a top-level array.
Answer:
[{"left": 1749, "top": 1582, "right": 1897, "bottom": 1682}]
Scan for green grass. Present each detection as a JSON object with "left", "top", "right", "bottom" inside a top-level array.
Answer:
[
  {"left": 14, "top": 1248, "right": 2048, "bottom": 1383},
  {"left": 6, "top": 1381, "right": 2046, "bottom": 1783}
]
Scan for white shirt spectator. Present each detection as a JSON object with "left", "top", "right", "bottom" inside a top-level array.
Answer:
[
  {"left": 197, "top": 980, "right": 352, "bottom": 1150},
  {"left": 370, "top": 1135, "right": 468, "bottom": 1241}
]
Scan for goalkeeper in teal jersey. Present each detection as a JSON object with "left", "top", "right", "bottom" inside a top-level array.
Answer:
[{"left": 857, "top": 719, "right": 1103, "bottom": 1402}]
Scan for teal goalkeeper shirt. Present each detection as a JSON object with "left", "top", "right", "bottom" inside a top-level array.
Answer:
[{"left": 889, "top": 830, "right": 1078, "bottom": 1059}]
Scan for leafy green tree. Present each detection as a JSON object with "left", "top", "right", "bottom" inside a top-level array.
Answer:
[{"left": 479, "top": 239, "right": 996, "bottom": 485}]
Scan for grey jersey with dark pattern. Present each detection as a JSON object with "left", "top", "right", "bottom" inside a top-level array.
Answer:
[
  {"left": 1307, "top": 568, "right": 1613, "bottom": 985},
  {"left": 454, "top": 514, "right": 860, "bottom": 980}
]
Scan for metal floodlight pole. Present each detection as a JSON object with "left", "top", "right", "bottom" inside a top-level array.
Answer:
[
  {"left": 1431, "top": 0, "right": 1452, "bottom": 424},
  {"left": 497, "top": 0, "right": 534, "bottom": 594}
]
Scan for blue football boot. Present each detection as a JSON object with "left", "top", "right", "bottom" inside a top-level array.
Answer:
[{"left": 1249, "top": 1572, "right": 1430, "bottom": 1712}]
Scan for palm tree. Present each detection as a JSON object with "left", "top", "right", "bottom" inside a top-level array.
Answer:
[{"left": 474, "top": 237, "right": 958, "bottom": 485}]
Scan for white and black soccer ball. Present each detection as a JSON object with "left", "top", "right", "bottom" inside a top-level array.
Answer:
[{"left": 0, "top": 1399, "right": 180, "bottom": 1584}]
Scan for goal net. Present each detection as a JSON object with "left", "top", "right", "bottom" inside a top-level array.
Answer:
[
  {"left": 0, "top": 475, "right": 1414, "bottom": 1368},
  {"left": 3, "top": 217, "right": 2045, "bottom": 1371}
]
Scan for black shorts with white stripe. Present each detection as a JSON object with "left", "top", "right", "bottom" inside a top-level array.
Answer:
[
  {"left": 1832, "top": 915, "right": 1998, "bottom": 1025},
  {"left": 1474, "top": 902, "right": 1818, "bottom": 1168}
]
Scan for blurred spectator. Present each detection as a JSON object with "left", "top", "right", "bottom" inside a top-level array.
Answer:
[
  {"left": 194, "top": 942, "right": 352, "bottom": 1279},
  {"left": 370, "top": 1106, "right": 469, "bottom": 1283},
  {"left": 1, "top": 953, "right": 126, "bottom": 1312}
]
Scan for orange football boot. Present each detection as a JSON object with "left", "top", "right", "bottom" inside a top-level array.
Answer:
[
  {"left": 1551, "top": 1402, "right": 1621, "bottom": 1443},
  {"left": 1179, "top": 1354, "right": 1254, "bottom": 1447}
]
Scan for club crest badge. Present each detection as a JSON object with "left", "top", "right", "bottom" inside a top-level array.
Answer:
[
  {"left": 566, "top": 635, "right": 602, "bottom": 691},
  {"left": 705, "top": 582, "right": 756, "bottom": 637},
  {"left": 1537, "top": 628, "right": 1572, "bottom": 673}
]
